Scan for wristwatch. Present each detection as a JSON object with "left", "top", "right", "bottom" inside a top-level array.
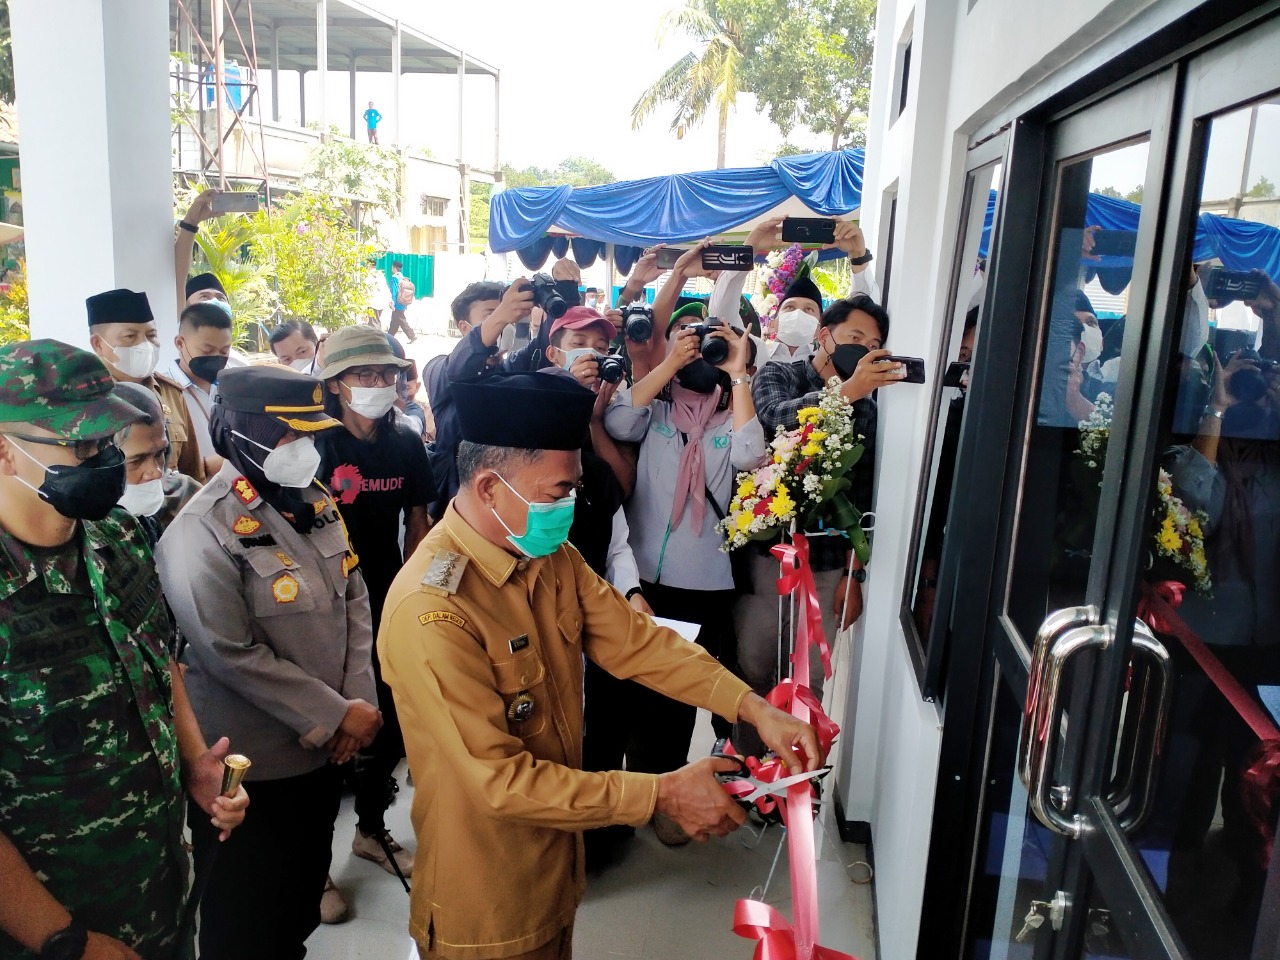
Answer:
[
  {"left": 178, "top": 220, "right": 199, "bottom": 234},
  {"left": 624, "top": 586, "right": 644, "bottom": 601},
  {"left": 849, "top": 251, "right": 873, "bottom": 266},
  {"left": 850, "top": 568, "right": 867, "bottom": 583},
  {"left": 40, "top": 920, "right": 87, "bottom": 960},
  {"left": 730, "top": 375, "right": 752, "bottom": 388}
]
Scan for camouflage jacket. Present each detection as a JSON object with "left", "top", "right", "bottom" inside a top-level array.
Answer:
[{"left": 0, "top": 512, "right": 188, "bottom": 960}]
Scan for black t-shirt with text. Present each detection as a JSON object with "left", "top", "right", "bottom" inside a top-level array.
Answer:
[{"left": 318, "top": 419, "right": 437, "bottom": 616}]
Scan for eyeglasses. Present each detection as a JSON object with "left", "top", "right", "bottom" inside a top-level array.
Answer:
[
  {"left": 344, "top": 367, "right": 401, "bottom": 388},
  {"left": 2, "top": 433, "right": 118, "bottom": 462},
  {"left": 125, "top": 447, "right": 171, "bottom": 473}
]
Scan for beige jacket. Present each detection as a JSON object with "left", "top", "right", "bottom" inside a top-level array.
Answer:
[{"left": 379, "top": 505, "right": 750, "bottom": 959}]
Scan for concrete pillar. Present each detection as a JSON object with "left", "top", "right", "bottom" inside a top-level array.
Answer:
[
  {"left": 391, "top": 22, "right": 402, "bottom": 149},
  {"left": 493, "top": 72, "right": 501, "bottom": 171},
  {"left": 315, "top": 0, "right": 328, "bottom": 135},
  {"left": 348, "top": 55, "right": 357, "bottom": 139},
  {"left": 456, "top": 52, "right": 466, "bottom": 164},
  {"left": 11, "top": 0, "right": 176, "bottom": 347},
  {"left": 299, "top": 69, "right": 306, "bottom": 125},
  {"left": 270, "top": 21, "right": 280, "bottom": 122}
]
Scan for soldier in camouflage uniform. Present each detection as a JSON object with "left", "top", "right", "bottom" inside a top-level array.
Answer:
[{"left": 0, "top": 340, "right": 248, "bottom": 960}]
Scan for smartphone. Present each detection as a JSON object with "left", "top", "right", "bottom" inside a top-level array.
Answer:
[
  {"left": 781, "top": 217, "right": 837, "bottom": 244},
  {"left": 943, "top": 361, "right": 970, "bottom": 388},
  {"left": 701, "top": 244, "right": 754, "bottom": 271},
  {"left": 1201, "top": 266, "right": 1263, "bottom": 303},
  {"left": 211, "top": 191, "right": 260, "bottom": 215},
  {"left": 885, "top": 355, "right": 927, "bottom": 384},
  {"left": 1089, "top": 229, "right": 1138, "bottom": 258},
  {"left": 655, "top": 247, "right": 688, "bottom": 270}
]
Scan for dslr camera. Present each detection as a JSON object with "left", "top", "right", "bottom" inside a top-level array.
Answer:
[
  {"left": 595, "top": 353, "right": 627, "bottom": 384},
  {"left": 1228, "top": 348, "right": 1280, "bottom": 404},
  {"left": 508, "top": 273, "right": 568, "bottom": 320},
  {"left": 683, "top": 318, "right": 729, "bottom": 365},
  {"left": 620, "top": 303, "right": 654, "bottom": 342}
]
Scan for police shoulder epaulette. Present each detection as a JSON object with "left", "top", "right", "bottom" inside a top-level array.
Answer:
[{"left": 420, "top": 550, "right": 468, "bottom": 596}]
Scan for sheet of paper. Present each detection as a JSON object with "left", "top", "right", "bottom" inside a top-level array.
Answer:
[{"left": 650, "top": 616, "right": 702, "bottom": 642}]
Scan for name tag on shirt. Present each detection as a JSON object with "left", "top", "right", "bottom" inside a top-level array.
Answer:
[
  {"left": 648, "top": 616, "right": 702, "bottom": 643},
  {"left": 713, "top": 434, "right": 729, "bottom": 448},
  {"left": 651, "top": 422, "right": 676, "bottom": 438}
]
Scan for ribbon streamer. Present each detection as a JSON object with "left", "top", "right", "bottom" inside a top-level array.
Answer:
[
  {"left": 1139, "top": 581, "right": 1280, "bottom": 868},
  {"left": 734, "top": 531, "right": 856, "bottom": 960}
]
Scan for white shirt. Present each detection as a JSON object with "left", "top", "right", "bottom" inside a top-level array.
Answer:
[{"left": 165, "top": 363, "right": 217, "bottom": 460}]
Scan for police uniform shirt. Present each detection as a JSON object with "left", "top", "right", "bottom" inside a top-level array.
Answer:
[{"left": 156, "top": 463, "right": 376, "bottom": 781}]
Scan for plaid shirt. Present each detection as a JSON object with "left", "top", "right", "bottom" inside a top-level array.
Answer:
[{"left": 751, "top": 358, "right": 878, "bottom": 571}]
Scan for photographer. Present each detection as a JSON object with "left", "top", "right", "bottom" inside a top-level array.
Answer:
[
  {"left": 743, "top": 294, "right": 902, "bottom": 712},
  {"left": 603, "top": 311, "right": 766, "bottom": 844}
]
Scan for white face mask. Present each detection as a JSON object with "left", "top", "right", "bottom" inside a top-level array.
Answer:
[
  {"left": 776, "top": 309, "right": 819, "bottom": 348},
  {"left": 107, "top": 340, "right": 160, "bottom": 379},
  {"left": 559, "top": 347, "right": 601, "bottom": 371},
  {"left": 1080, "top": 324, "right": 1104, "bottom": 365},
  {"left": 1180, "top": 279, "right": 1210, "bottom": 358},
  {"left": 118, "top": 477, "right": 165, "bottom": 517},
  {"left": 289, "top": 357, "right": 315, "bottom": 374},
  {"left": 498, "top": 324, "right": 517, "bottom": 353},
  {"left": 345, "top": 384, "right": 397, "bottom": 419},
  {"left": 233, "top": 431, "right": 321, "bottom": 488}
]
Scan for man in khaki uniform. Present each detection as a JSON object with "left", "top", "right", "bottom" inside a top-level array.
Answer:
[
  {"left": 380, "top": 372, "right": 823, "bottom": 960},
  {"left": 87, "top": 287, "right": 207, "bottom": 482}
]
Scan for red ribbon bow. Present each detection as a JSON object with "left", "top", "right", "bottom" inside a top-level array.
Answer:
[
  {"left": 733, "top": 901, "right": 855, "bottom": 960},
  {"left": 771, "top": 533, "right": 833, "bottom": 684}
]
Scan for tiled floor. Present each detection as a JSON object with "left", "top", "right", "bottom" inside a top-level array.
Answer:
[{"left": 306, "top": 712, "right": 877, "bottom": 960}]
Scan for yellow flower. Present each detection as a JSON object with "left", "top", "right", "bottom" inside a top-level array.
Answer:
[
  {"left": 737, "top": 478, "right": 756, "bottom": 498},
  {"left": 801, "top": 441, "right": 823, "bottom": 457},
  {"left": 1157, "top": 516, "right": 1182, "bottom": 553},
  {"left": 1188, "top": 517, "right": 1203, "bottom": 539},
  {"left": 796, "top": 407, "right": 820, "bottom": 424},
  {"left": 808, "top": 430, "right": 828, "bottom": 442},
  {"left": 773, "top": 453, "right": 783, "bottom": 464},
  {"left": 770, "top": 485, "right": 795, "bottom": 517},
  {"left": 735, "top": 511, "right": 754, "bottom": 532}
]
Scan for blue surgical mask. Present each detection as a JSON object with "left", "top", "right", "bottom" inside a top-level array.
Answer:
[
  {"left": 491, "top": 473, "right": 576, "bottom": 558},
  {"left": 560, "top": 347, "right": 601, "bottom": 371},
  {"left": 208, "top": 298, "right": 233, "bottom": 319}
]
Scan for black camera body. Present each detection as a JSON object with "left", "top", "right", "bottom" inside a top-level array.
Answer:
[
  {"left": 1228, "top": 348, "right": 1280, "bottom": 404},
  {"left": 620, "top": 303, "right": 654, "bottom": 342},
  {"left": 596, "top": 353, "right": 627, "bottom": 384},
  {"left": 514, "top": 273, "right": 568, "bottom": 320},
  {"left": 684, "top": 318, "right": 729, "bottom": 365}
]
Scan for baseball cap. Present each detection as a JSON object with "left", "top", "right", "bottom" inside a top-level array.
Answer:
[
  {"left": 317, "top": 325, "right": 412, "bottom": 381},
  {"left": 548, "top": 306, "right": 615, "bottom": 344},
  {"left": 0, "top": 339, "right": 143, "bottom": 439}
]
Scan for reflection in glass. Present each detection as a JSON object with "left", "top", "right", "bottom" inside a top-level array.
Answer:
[
  {"left": 1007, "top": 140, "right": 1150, "bottom": 643},
  {"left": 910, "top": 163, "right": 1001, "bottom": 650},
  {"left": 1136, "top": 97, "right": 1280, "bottom": 960}
]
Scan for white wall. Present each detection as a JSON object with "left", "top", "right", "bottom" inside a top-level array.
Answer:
[
  {"left": 847, "top": 2, "right": 1204, "bottom": 959},
  {"left": 11, "top": 0, "right": 176, "bottom": 348}
]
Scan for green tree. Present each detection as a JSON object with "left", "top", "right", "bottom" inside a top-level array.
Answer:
[
  {"left": 301, "top": 135, "right": 404, "bottom": 242},
  {"left": 0, "top": 258, "right": 29, "bottom": 346},
  {"left": 631, "top": 0, "right": 747, "bottom": 169},
  {"left": 470, "top": 181, "right": 492, "bottom": 253},
  {"left": 249, "top": 193, "right": 374, "bottom": 332},
  {"left": 0, "top": 0, "right": 13, "bottom": 104},
  {"left": 501, "top": 157, "right": 617, "bottom": 189},
  {"left": 735, "top": 0, "right": 876, "bottom": 151},
  {"left": 1247, "top": 175, "right": 1276, "bottom": 199}
]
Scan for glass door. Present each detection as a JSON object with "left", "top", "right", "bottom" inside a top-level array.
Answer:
[{"left": 925, "top": 14, "right": 1280, "bottom": 960}]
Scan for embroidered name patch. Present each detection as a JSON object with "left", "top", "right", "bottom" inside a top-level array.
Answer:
[{"left": 419, "top": 611, "right": 466, "bottom": 628}]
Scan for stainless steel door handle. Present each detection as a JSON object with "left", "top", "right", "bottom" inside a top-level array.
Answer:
[
  {"left": 1112, "top": 620, "right": 1173, "bottom": 833},
  {"left": 1019, "top": 605, "right": 1095, "bottom": 791},
  {"left": 1019, "top": 615, "right": 1112, "bottom": 837}
]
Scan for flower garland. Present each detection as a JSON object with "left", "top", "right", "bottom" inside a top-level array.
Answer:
[
  {"left": 718, "top": 379, "right": 871, "bottom": 564},
  {"left": 757, "top": 243, "right": 818, "bottom": 336}
]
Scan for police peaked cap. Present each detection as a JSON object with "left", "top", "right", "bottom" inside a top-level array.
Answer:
[
  {"left": 453, "top": 371, "right": 595, "bottom": 451},
  {"left": 214, "top": 364, "right": 342, "bottom": 433},
  {"left": 86, "top": 288, "right": 154, "bottom": 328}
]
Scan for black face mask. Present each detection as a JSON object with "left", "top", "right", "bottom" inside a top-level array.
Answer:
[
  {"left": 17, "top": 443, "right": 127, "bottom": 521},
  {"left": 674, "top": 359, "right": 722, "bottom": 394},
  {"left": 826, "top": 340, "right": 869, "bottom": 381},
  {"left": 187, "top": 354, "right": 229, "bottom": 384}
]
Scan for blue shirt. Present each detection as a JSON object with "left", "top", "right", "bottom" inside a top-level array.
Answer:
[{"left": 364, "top": 108, "right": 382, "bottom": 128}]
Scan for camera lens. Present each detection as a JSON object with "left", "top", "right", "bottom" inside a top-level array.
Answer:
[
  {"left": 597, "top": 355, "right": 626, "bottom": 384},
  {"left": 622, "top": 306, "right": 653, "bottom": 342},
  {"left": 700, "top": 333, "right": 729, "bottom": 366}
]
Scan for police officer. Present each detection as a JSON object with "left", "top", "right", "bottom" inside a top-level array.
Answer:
[
  {"left": 379, "top": 372, "right": 825, "bottom": 960},
  {"left": 156, "top": 365, "right": 380, "bottom": 960},
  {"left": 86, "top": 288, "right": 205, "bottom": 482},
  {"left": 0, "top": 339, "right": 247, "bottom": 960}
]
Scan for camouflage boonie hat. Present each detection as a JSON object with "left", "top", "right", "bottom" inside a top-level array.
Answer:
[{"left": 0, "top": 339, "right": 143, "bottom": 439}]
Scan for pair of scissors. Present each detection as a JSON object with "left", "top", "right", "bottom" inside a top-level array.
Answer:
[{"left": 715, "top": 756, "right": 831, "bottom": 805}]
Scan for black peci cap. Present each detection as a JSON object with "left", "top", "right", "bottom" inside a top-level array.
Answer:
[
  {"left": 780, "top": 274, "right": 823, "bottom": 310},
  {"left": 186, "top": 272, "right": 227, "bottom": 299},
  {"left": 86, "top": 288, "right": 154, "bottom": 328},
  {"left": 453, "top": 371, "right": 595, "bottom": 451},
  {"left": 214, "top": 365, "right": 342, "bottom": 433}
]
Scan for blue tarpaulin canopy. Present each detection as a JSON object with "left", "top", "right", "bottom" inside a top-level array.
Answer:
[{"left": 489, "top": 148, "right": 866, "bottom": 267}]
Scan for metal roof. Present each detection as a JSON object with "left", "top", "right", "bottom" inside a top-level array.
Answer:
[{"left": 173, "top": 0, "right": 499, "bottom": 77}]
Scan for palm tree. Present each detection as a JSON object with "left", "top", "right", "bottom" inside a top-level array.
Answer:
[{"left": 631, "top": 0, "right": 746, "bottom": 169}]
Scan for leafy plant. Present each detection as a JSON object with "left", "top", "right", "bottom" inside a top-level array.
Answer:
[
  {"left": 0, "top": 257, "right": 29, "bottom": 346},
  {"left": 302, "top": 136, "right": 404, "bottom": 243}
]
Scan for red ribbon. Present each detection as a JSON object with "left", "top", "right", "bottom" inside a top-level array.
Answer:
[
  {"left": 1138, "top": 581, "right": 1280, "bottom": 868},
  {"left": 732, "top": 532, "right": 855, "bottom": 960},
  {"left": 771, "top": 533, "right": 833, "bottom": 684}
]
